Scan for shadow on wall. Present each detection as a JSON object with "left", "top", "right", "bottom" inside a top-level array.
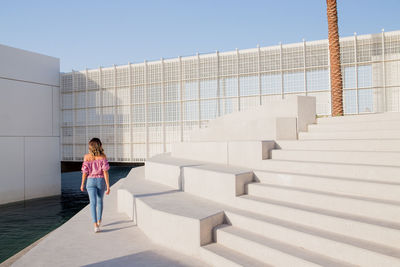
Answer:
[{"left": 81, "top": 250, "right": 189, "bottom": 267}]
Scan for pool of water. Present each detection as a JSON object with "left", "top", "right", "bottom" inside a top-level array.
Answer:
[{"left": 0, "top": 166, "right": 133, "bottom": 264}]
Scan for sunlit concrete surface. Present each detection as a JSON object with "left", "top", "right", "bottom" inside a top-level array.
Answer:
[
  {"left": 11, "top": 178, "right": 208, "bottom": 267},
  {"left": 120, "top": 108, "right": 400, "bottom": 266}
]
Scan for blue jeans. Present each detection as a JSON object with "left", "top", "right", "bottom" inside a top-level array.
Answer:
[{"left": 86, "top": 178, "right": 106, "bottom": 223}]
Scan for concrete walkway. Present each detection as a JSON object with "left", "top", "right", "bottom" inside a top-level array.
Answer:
[{"left": 11, "top": 178, "right": 208, "bottom": 267}]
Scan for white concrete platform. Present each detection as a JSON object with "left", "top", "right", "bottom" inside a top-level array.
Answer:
[
  {"left": 257, "top": 159, "right": 400, "bottom": 183},
  {"left": 275, "top": 139, "right": 400, "bottom": 152},
  {"left": 171, "top": 140, "right": 275, "bottom": 165},
  {"left": 254, "top": 170, "right": 400, "bottom": 202},
  {"left": 119, "top": 167, "right": 226, "bottom": 256},
  {"left": 189, "top": 95, "right": 315, "bottom": 142},
  {"left": 11, "top": 177, "right": 208, "bottom": 267},
  {"left": 183, "top": 164, "right": 254, "bottom": 202},
  {"left": 145, "top": 154, "right": 203, "bottom": 189},
  {"left": 271, "top": 149, "right": 400, "bottom": 166},
  {"left": 316, "top": 112, "right": 400, "bottom": 124},
  {"left": 213, "top": 225, "right": 353, "bottom": 267},
  {"left": 246, "top": 182, "right": 400, "bottom": 223},
  {"left": 299, "top": 129, "right": 400, "bottom": 140},
  {"left": 308, "top": 120, "right": 400, "bottom": 132},
  {"left": 199, "top": 243, "right": 269, "bottom": 267}
]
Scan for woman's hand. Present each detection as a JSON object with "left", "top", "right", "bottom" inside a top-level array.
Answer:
[
  {"left": 106, "top": 187, "right": 110, "bottom": 195},
  {"left": 80, "top": 185, "right": 85, "bottom": 192}
]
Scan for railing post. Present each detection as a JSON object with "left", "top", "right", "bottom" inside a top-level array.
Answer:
[
  {"left": 144, "top": 60, "right": 149, "bottom": 159},
  {"left": 197, "top": 53, "right": 201, "bottom": 128},
  {"left": 179, "top": 56, "right": 184, "bottom": 141},
  {"left": 216, "top": 50, "right": 221, "bottom": 116},
  {"left": 236, "top": 48, "right": 241, "bottom": 110},
  {"left": 303, "top": 39, "right": 307, "bottom": 96},
  {"left": 128, "top": 63, "right": 133, "bottom": 161},
  {"left": 99, "top": 66, "right": 103, "bottom": 146},
  {"left": 85, "top": 69, "right": 89, "bottom": 145},
  {"left": 258, "top": 44, "right": 262, "bottom": 105},
  {"left": 71, "top": 70, "right": 76, "bottom": 160},
  {"left": 382, "top": 29, "right": 387, "bottom": 112},
  {"left": 280, "top": 43, "right": 284, "bottom": 99},
  {"left": 161, "top": 58, "right": 166, "bottom": 152},
  {"left": 354, "top": 33, "right": 359, "bottom": 114},
  {"left": 113, "top": 65, "right": 117, "bottom": 160}
]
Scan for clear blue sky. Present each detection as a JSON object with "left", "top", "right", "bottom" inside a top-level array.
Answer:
[{"left": 1, "top": 0, "right": 399, "bottom": 72}]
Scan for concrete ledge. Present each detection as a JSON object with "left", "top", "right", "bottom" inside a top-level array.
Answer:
[
  {"left": 271, "top": 149, "right": 400, "bottom": 167},
  {"left": 275, "top": 117, "right": 297, "bottom": 140},
  {"left": 171, "top": 141, "right": 229, "bottom": 164},
  {"left": 254, "top": 170, "right": 400, "bottom": 202},
  {"left": 145, "top": 154, "right": 203, "bottom": 189},
  {"left": 257, "top": 159, "right": 400, "bottom": 184},
  {"left": 200, "top": 243, "right": 267, "bottom": 267},
  {"left": 214, "top": 225, "right": 324, "bottom": 267},
  {"left": 246, "top": 183, "right": 400, "bottom": 223},
  {"left": 171, "top": 140, "right": 276, "bottom": 166},
  {"left": 118, "top": 167, "right": 226, "bottom": 257},
  {"left": 184, "top": 164, "right": 254, "bottom": 203},
  {"left": 317, "top": 112, "right": 400, "bottom": 124},
  {"left": 189, "top": 96, "right": 316, "bottom": 142},
  {"left": 299, "top": 129, "right": 400, "bottom": 140},
  {"left": 275, "top": 139, "right": 400, "bottom": 152}
]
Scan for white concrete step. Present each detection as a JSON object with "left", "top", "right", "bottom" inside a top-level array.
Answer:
[
  {"left": 257, "top": 160, "right": 400, "bottom": 184},
  {"left": 254, "top": 170, "right": 400, "bottom": 202},
  {"left": 316, "top": 112, "right": 400, "bottom": 124},
  {"left": 118, "top": 167, "right": 225, "bottom": 256},
  {"left": 189, "top": 116, "right": 297, "bottom": 141},
  {"left": 271, "top": 149, "right": 400, "bottom": 166},
  {"left": 225, "top": 209, "right": 400, "bottom": 267},
  {"left": 183, "top": 164, "right": 254, "bottom": 203},
  {"left": 171, "top": 140, "right": 275, "bottom": 165},
  {"left": 145, "top": 154, "right": 203, "bottom": 189},
  {"left": 214, "top": 225, "right": 353, "bottom": 267},
  {"left": 200, "top": 243, "right": 269, "bottom": 267},
  {"left": 275, "top": 139, "right": 400, "bottom": 152},
  {"left": 234, "top": 194, "right": 400, "bottom": 246},
  {"left": 308, "top": 120, "right": 400, "bottom": 132},
  {"left": 246, "top": 183, "right": 400, "bottom": 223},
  {"left": 299, "top": 129, "right": 400, "bottom": 140}
]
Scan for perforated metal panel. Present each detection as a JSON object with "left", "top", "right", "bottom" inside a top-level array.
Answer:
[{"left": 61, "top": 31, "right": 400, "bottom": 162}]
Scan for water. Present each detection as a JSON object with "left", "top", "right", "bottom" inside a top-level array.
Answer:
[{"left": 0, "top": 166, "right": 133, "bottom": 263}]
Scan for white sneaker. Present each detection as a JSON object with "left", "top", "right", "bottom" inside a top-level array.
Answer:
[{"left": 94, "top": 226, "right": 100, "bottom": 233}]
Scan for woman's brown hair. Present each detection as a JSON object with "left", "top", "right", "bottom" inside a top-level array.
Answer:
[{"left": 88, "top": 138, "right": 105, "bottom": 157}]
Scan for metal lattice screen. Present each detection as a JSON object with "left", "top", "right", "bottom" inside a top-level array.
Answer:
[{"left": 61, "top": 30, "right": 400, "bottom": 162}]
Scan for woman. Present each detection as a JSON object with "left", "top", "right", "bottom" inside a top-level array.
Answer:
[{"left": 80, "top": 138, "right": 111, "bottom": 233}]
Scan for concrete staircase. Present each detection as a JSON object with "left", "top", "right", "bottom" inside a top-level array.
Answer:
[{"left": 118, "top": 99, "right": 400, "bottom": 266}]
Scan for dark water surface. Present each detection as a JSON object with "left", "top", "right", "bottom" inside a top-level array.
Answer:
[{"left": 0, "top": 166, "right": 132, "bottom": 263}]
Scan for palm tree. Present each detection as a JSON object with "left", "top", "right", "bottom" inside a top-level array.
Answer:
[{"left": 327, "top": 0, "right": 343, "bottom": 116}]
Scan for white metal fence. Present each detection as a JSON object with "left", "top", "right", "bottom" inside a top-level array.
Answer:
[{"left": 61, "top": 30, "right": 400, "bottom": 162}]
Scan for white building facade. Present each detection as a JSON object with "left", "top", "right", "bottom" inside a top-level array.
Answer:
[
  {"left": 60, "top": 30, "right": 400, "bottom": 163},
  {"left": 0, "top": 44, "right": 60, "bottom": 205}
]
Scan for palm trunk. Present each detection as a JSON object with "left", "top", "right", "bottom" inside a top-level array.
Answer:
[{"left": 327, "top": 0, "right": 344, "bottom": 116}]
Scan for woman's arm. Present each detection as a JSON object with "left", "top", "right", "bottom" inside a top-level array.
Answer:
[
  {"left": 80, "top": 173, "right": 87, "bottom": 192},
  {"left": 104, "top": 171, "right": 110, "bottom": 195}
]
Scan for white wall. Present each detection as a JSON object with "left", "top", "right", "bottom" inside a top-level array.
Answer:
[{"left": 0, "top": 44, "right": 60, "bottom": 205}]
